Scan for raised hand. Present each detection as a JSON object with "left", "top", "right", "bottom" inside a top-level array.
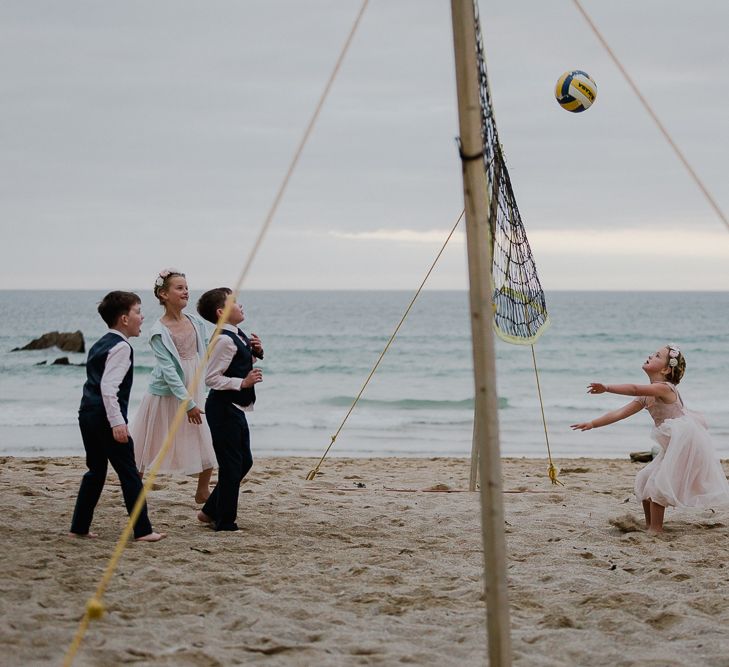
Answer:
[
  {"left": 249, "top": 333, "right": 264, "bottom": 357},
  {"left": 570, "top": 421, "right": 593, "bottom": 431},
  {"left": 241, "top": 368, "right": 263, "bottom": 388}
]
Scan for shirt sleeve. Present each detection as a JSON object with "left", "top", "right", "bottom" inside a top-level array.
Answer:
[
  {"left": 205, "top": 335, "right": 245, "bottom": 391},
  {"left": 101, "top": 341, "right": 132, "bottom": 427}
]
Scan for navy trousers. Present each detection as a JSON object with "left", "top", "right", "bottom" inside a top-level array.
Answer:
[
  {"left": 202, "top": 399, "right": 252, "bottom": 531},
  {"left": 70, "top": 412, "right": 153, "bottom": 539}
]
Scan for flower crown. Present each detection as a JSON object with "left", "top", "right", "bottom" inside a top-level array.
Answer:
[
  {"left": 154, "top": 267, "right": 183, "bottom": 288},
  {"left": 667, "top": 343, "right": 681, "bottom": 368}
]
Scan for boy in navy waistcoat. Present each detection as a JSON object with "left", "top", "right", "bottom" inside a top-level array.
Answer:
[
  {"left": 196, "top": 288, "right": 263, "bottom": 531},
  {"left": 69, "top": 291, "right": 166, "bottom": 542}
]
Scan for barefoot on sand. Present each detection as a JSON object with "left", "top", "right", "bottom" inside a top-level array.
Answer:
[
  {"left": 8, "top": 455, "right": 729, "bottom": 667},
  {"left": 67, "top": 531, "right": 99, "bottom": 539},
  {"left": 134, "top": 532, "right": 167, "bottom": 542},
  {"left": 197, "top": 510, "right": 213, "bottom": 524}
]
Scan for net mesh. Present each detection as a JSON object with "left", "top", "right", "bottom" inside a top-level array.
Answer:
[{"left": 474, "top": 3, "right": 550, "bottom": 345}]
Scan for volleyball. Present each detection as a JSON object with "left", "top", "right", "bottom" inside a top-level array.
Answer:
[{"left": 554, "top": 70, "right": 597, "bottom": 113}]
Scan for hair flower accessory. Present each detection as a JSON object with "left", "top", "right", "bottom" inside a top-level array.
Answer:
[
  {"left": 667, "top": 344, "right": 681, "bottom": 367},
  {"left": 155, "top": 267, "right": 180, "bottom": 288}
]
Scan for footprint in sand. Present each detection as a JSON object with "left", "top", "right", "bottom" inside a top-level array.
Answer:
[
  {"left": 647, "top": 611, "right": 681, "bottom": 629},
  {"left": 698, "top": 521, "right": 725, "bottom": 529},
  {"left": 609, "top": 514, "right": 643, "bottom": 533}
]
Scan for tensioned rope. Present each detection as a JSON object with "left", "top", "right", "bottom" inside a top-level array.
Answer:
[
  {"left": 308, "top": 0, "right": 561, "bottom": 484},
  {"left": 306, "top": 210, "right": 465, "bottom": 481},
  {"left": 571, "top": 0, "right": 729, "bottom": 232},
  {"left": 61, "top": 2, "right": 370, "bottom": 665},
  {"left": 472, "top": 0, "right": 560, "bottom": 485}
]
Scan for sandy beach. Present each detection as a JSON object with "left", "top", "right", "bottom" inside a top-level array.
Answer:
[{"left": 2, "top": 455, "right": 729, "bottom": 666}]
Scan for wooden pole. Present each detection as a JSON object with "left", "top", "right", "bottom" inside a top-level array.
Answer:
[
  {"left": 469, "top": 411, "right": 479, "bottom": 491},
  {"left": 450, "top": 1, "right": 512, "bottom": 665}
]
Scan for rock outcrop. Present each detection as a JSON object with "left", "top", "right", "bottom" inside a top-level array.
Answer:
[{"left": 12, "top": 331, "right": 85, "bottom": 353}]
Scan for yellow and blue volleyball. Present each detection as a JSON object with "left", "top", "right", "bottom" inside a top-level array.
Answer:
[{"left": 554, "top": 70, "right": 597, "bottom": 113}]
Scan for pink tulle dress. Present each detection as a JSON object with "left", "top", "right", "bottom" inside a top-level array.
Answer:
[
  {"left": 634, "top": 382, "right": 729, "bottom": 508},
  {"left": 132, "top": 324, "right": 216, "bottom": 476}
]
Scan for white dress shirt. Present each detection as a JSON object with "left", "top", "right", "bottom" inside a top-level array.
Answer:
[
  {"left": 205, "top": 323, "right": 255, "bottom": 412},
  {"left": 101, "top": 330, "right": 132, "bottom": 427}
]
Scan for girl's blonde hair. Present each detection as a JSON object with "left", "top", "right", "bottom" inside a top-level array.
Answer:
[{"left": 153, "top": 268, "right": 186, "bottom": 305}]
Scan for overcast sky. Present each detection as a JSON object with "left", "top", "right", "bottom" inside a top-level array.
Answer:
[{"left": 1, "top": 0, "right": 727, "bottom": 291}]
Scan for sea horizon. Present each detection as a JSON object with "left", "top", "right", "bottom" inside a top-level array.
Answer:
[
  {"left": 3, "top": 288, "right": 729, "bottom": 293},
  {"left": 1, "top": 289, "right": 728, "bottom": 460}
]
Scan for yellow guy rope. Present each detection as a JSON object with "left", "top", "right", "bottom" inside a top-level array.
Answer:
[
  {"left": 511, "top": 260, "right": 562, "bottom": 486},
  {"left": 62, "top": 2, "right": 370, "bottom": 665},
  {"left": 571, "top": 0, "right": 729, "bottom": 232},
  {"left": 306, "top": 210, "right": 465, "bottom": 480},
  {"left": 530, "top": 345, "right": 563, "bottom": 486}
]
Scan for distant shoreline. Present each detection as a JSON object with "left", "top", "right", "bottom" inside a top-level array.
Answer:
[{"left": 2, "top": 288, "right": 729, "bottom": 293}]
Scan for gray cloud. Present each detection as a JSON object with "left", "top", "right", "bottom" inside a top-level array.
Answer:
[{"left": 1, "top": 0, "right": 727, "bottom": 290}]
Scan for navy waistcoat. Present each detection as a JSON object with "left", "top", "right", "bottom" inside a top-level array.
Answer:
[
  {"left": 208, "top": 329, "right": 256, "bottom": 407},
  {"left": 79, "top": 332, "right": 133, "bottom": 421}
]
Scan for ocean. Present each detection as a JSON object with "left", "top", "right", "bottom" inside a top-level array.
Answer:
[{"left": 1, "top": 290, "right": 727, "bottom": 459}]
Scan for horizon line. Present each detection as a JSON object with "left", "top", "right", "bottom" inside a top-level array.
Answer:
[{"left": 1, "top": 288, "right": 728, "bottom": 294}]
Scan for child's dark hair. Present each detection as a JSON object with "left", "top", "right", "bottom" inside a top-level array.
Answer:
[
  {"left": 97, "top": 291, "right": 141, "bottom": 327},
  {"left": 665, "top": 344, "right": 686, "bottom": 385},
  {"left": 197, "top": 287, "right": 232, "bottom": 324}
]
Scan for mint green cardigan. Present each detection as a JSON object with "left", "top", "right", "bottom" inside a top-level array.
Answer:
[{"left": 146, "top": 313, "right": 210, "bottom": 410}]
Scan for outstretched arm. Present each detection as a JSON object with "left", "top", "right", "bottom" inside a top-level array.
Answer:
[
  {"left": 571, "top": 399, "right": 644, "bottom": 431},
  {"left": 586, "top": 382, "right": 672, "bottom": 398}
]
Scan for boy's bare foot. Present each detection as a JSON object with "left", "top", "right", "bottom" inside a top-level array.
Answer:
[
  {"left": 215, "top": 523, "right": 239, "bottom": 532},
  {"left": 195, "top": 491, "right": 211, "bottom": 504},
  {"left": 135, "top": 532, "right": 167, "bottom": 542},
  {"left": 68, "top": 531, "right": 99, "bottom": 538},
  {"left": 197, "top": 510, "right": 213, "bottom": 524}
]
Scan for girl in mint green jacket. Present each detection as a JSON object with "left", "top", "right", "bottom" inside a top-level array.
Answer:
[{"left": 131, "top": 269, "right": 217, "bottom": 503}]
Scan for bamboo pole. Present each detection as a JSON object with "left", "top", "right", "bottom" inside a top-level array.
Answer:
[{"left": 450, "top": 1, "right": 512, "bottom": 664}]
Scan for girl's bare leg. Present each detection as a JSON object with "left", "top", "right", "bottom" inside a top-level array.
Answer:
[
  {"left": 642, "top": 499, "right": 652, "bottom": 528},
  {"left": 648, "top": 501, "right": 665, "bottom": 534},
  {"left": 195, "top": 468, "right": 213, "bottom": 504}
]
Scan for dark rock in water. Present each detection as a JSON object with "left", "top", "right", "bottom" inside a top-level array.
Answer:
[
  {"left": 35, "top": 360, "right": 48, "bottom": 366},
  {"left": 12, "top": 330, "right": 85, "bottom": 353},
  {"left": 629, "top": 451, "right": 653, "bottom": 463},
  {"left": 52, "top": 357, "right": 71, "bottom": 365}
]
